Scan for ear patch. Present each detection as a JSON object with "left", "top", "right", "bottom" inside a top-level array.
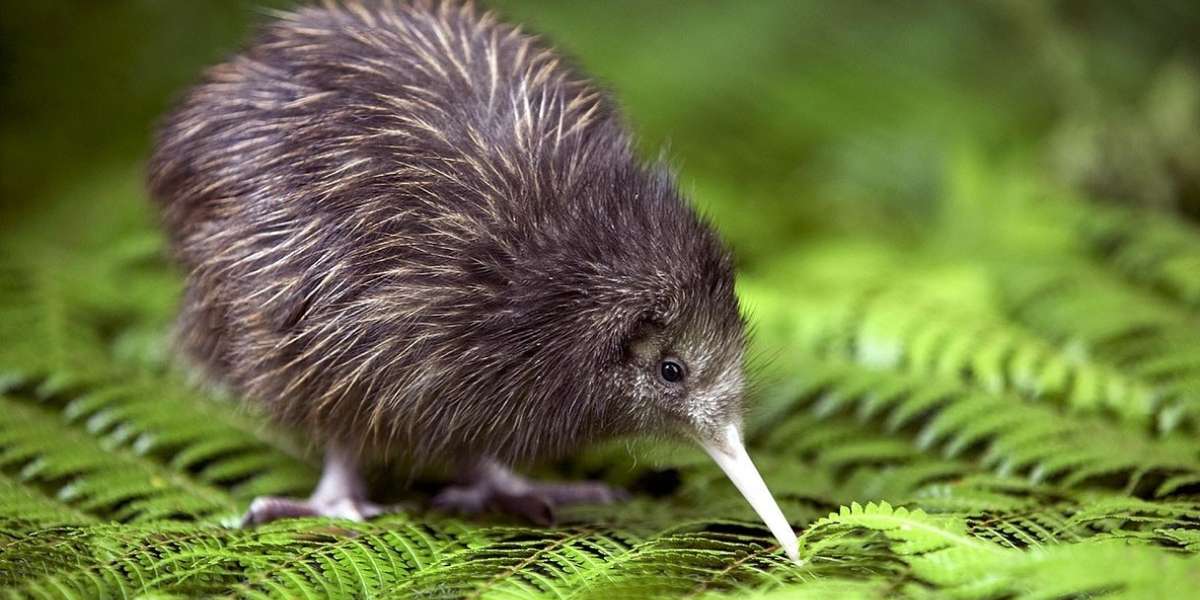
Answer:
[{"left": 624, "top": 318, "right": 665, "bottom": 362}]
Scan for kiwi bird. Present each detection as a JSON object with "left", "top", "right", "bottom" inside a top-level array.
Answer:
[{"left": 148, "top": 0, "right": 798, "bottom": 562}]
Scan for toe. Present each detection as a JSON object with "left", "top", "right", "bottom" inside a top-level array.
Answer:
[
  {"left": 431, "top": 485, "right": 556, "bottom": 525},
  {"left": 357, "top": 500, "right": 392, "bottom": 519},
  {"left": 607, "top": 486, "right": 632, "bottom": 503},
  {"left": 494, "top": 492, "right": 556, "bottom": 526},
  {"left": 431, "top": 485, "right": 488, "bottom": 515},
  {"left": 318, "top": 497, "right": 371, "bottom": 521},
  {"left": 537, "top": 481, "right": 630, "bottom": 506},
  {"left": 241, "top": 496, "right": 316, "bottom": 527}
]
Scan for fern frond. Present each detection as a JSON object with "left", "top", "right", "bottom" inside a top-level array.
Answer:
[
  {"left": 0, "top": 262, "right": 111, "bottom": 392},
  {"left": 54, "top": 379, "right": 315, "bottom": 502},
  {"left": 746, "top": 280, "right": 1181, "bottom": 432},
  {"left": 1079, "top": 202, "right": 1200, "bottom": 311},
  {"left": 1000, "top": 265, "right": 1200, "bottom": 432},
  {"left": 0, "top": 395, "right": 238, "bottom": 523},
  {"left": 800, "top": 501, "right": 1200, "bottom": 597},
  {"left": 757, "top": 357, "right": 1200, "bottom": 494}
]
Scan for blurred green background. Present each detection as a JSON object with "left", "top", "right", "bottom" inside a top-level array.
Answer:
[{"left": 5, "top": 1, "right": 1200, "bottom": 255}]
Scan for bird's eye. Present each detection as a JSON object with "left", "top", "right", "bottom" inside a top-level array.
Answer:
[{"left": 659, "top": 358, "right": 686, "bottom": 384}]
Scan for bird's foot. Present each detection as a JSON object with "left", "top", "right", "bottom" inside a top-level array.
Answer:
[
  {"left": 431, "top": 461, "right": 628, "bottom": 525},
  {"left": 240, "top": 444, "right": 390, "bottom": 526},
  {"left": 241, "top": 494, "right": 389, "bottom": 526}
]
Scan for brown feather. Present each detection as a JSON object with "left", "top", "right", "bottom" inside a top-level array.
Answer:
[{"left": 148, "top": 0, "right": 745, "bottom": 467}]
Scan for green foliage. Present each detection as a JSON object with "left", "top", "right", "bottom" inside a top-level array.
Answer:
[
  {"left": 4, "top": 1, "right": 1200, "bottom": 598},
  {"left": 3, "top": 159, "right": 1200, "bottom": 598}
]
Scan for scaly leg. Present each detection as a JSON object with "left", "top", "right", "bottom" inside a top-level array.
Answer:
[
  {"left": 241, "top": 444, "right": 387, "bottom": 526},
  {"left": 431, "top": 460, "right": 628, "bottom": 525}
]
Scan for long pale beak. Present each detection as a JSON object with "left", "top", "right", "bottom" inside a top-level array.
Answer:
[{"left": 700, "top": 423, "right": 801, "bottom": 564}]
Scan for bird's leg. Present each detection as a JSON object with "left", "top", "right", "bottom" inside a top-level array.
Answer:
[
  {"left": 241, "top": 444, "right": 387, "bottom": 526},
  {"left": 431, "top": 459, "right": 628, "bottom": 525}
]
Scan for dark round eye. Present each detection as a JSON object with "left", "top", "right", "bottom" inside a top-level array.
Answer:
[{"left": 659, "top": 358, "right": 686, "bottom": 383}]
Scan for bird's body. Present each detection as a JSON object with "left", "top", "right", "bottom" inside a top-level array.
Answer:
[{"left": 150, "top": 0, "right": 798, "bottom": 562}]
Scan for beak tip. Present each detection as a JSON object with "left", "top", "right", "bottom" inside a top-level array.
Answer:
[{"left": 700, "top": 423, "right": 804, "bottom": 567}]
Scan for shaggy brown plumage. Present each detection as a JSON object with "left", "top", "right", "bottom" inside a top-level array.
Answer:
[{"left": 150, "top": 0, "right": 745, "bottom": 468}]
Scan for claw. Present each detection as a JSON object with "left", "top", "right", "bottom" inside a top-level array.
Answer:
[
  {"left": 240, "top": 444, "right": 391, "bottom": 527},
  {"left": 241, "top": 496, "right": 316, "bottom": 526},
  {"left": 431, "top": 460, "right": 628, "bottom": 524},
  {"left": 241, "top": 494, "right": 391, "bottom": 526},
  {"left": 494, "top": 491, "right": 556, "bottom": 526}
]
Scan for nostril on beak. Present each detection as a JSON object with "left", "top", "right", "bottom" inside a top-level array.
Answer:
[{"left": 698, "top": 422, "right": 801, "bottom": 564}]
